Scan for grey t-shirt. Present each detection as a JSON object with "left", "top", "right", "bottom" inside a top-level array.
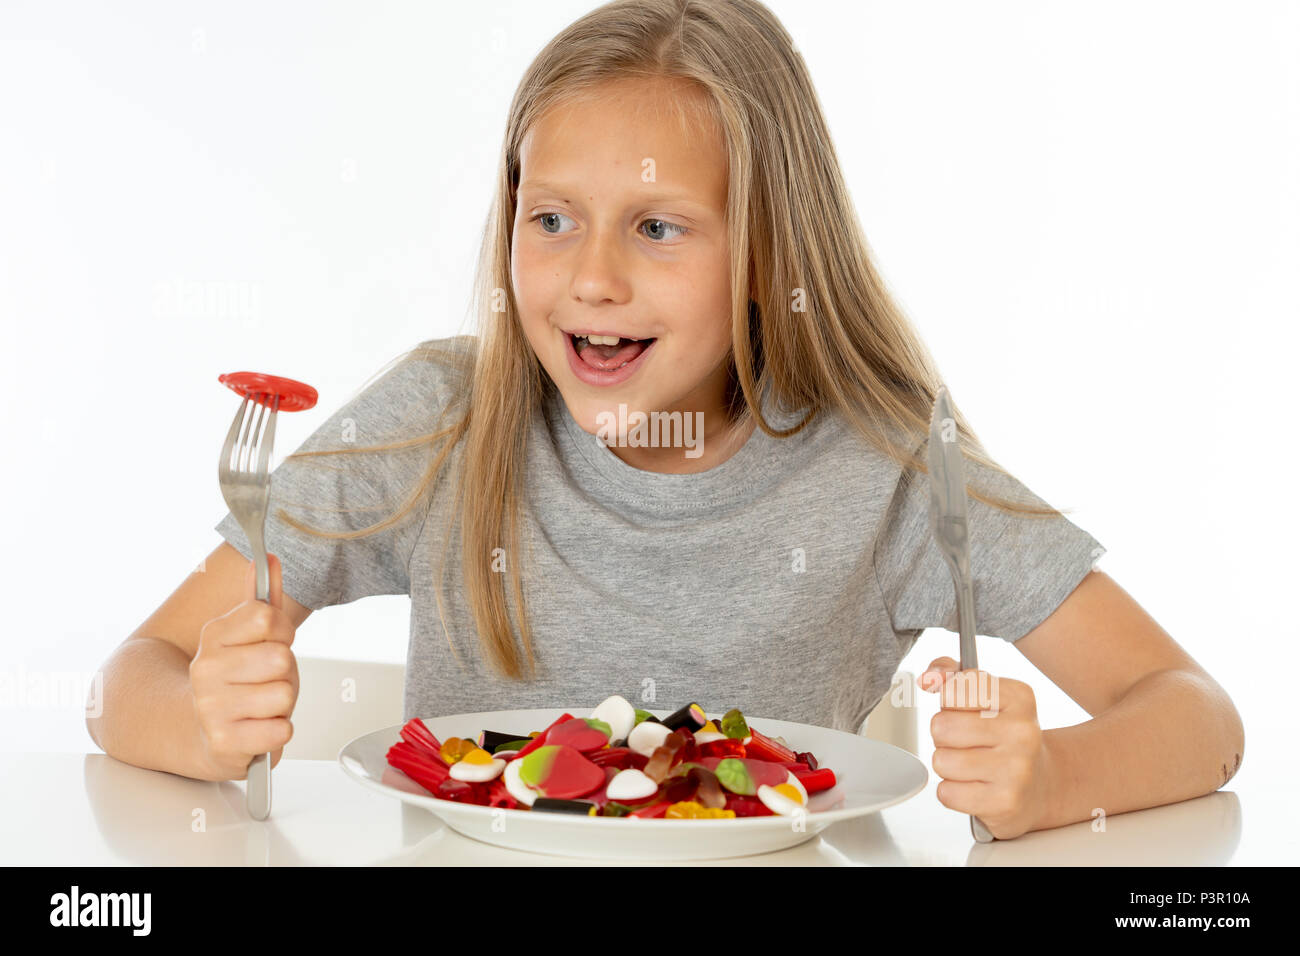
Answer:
[{"left": 215, "top": 335, "right": 1105, "bottom": 735}]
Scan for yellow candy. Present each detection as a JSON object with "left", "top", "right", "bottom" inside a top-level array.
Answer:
[
  {"left": 461, "top": 747, "right": 495, "bottom": 765},
  {"left": 772, "top": 782, "right": 806, "bottom": 805},
  {"left": 697, "top": 720, "right": 720, "bottom": 735},
  {"left": 665, "top": 800, "right": 737, "bottom": 820},
  {"left": 439, "top": 737, "right": 479, "bottom": 765}
]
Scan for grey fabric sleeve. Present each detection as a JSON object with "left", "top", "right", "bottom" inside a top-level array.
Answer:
[
  {"left": 873, "top": 442, "right": 1106, "bottom": 642},
  {"left": 213, "top": 341, "right": 464, "bottom": 610}
]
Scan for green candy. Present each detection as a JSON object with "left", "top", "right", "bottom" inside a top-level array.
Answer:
[
  {"left": 517, "top": 745, "right": 559, "bottom": 788},
  {"left": 492, "top": 739, "right": 528, "bottom": 754},
  {"left": 720, "top": 708, "right": 749, "bottom": 740},
  {"left": 585, "top": 717, "right": 612, "bottom": 738},
  {"left": 601, "top": 802, "right": 635, "bottom": 817},
  {"left": 714, "top": 757, "right": 756, "bottom": 795},
  {"left": 633, "top": 709, "right": 654, "bottom": 726},
  {"left": 669, "top": 760, "right": 709, "bottom": 778}
]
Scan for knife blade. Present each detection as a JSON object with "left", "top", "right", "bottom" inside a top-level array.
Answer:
[{"left": 926, "top": 385, "right": 996, "bottom": 844}]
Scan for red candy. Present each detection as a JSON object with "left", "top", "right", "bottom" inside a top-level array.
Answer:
[
  {"left": 545, "top": 718, "right": 613, "bottom": 753},
  {"left": 524, "top": 745, "right": 606, "bottom": 799},
  {"left": 435, "top": 778, "right": 480, "bottom": 804},
  {"left": 791, "top": 767, "right": 837, "bottom": 794},
  {"left": 587, "top": 747, "right": 649, "bottom": 771},
  {"left": 515, "top": 713, "right": 576, "bottom": 759},
  {"left": 745, "top": 727, "right": 798, "bottom": 763},
  {"left": 218, "top": 371, "right": 318, "bottom": 412},
  {"left": 384, "top": 713, "right": 836, "bottom": 820},
  {"left": 698, "top": 738, "right": 746, "bottom": 759},
  {"left": 724, "top": 792, "right": 775, "bottom": 817}
]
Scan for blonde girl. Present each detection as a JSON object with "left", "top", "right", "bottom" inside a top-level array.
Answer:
[{"left": 89, "top": 0, "right": 1242, "bottom": 840}]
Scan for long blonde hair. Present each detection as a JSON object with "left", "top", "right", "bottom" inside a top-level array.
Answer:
[{"left": 278, "top": 0, "right": 1065, "bottom": 681}]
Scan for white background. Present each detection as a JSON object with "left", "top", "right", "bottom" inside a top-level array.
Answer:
[{"left": 1, "top": 1, "right": 1295, "bottom": 840}]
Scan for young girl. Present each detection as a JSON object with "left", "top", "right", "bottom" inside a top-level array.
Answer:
[{"left": 88, "top": 0, "right": 1243, "bottom": 840}]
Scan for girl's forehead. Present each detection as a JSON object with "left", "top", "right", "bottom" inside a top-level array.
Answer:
[{"left": 518, "top": 86, "right": 725, "bottom": 196}]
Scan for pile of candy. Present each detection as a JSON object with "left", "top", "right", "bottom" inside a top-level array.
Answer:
[{"left": 384, "top": 695, "right": 838, "bottom": 818}]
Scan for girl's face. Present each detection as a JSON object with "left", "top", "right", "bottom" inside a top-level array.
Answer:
[{"left": 511, "top": 78, "right": 739, "bottom": 463}]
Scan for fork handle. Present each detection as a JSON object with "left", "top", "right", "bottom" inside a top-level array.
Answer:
[{"left": 246, "top": 526, "right": 273, "bottom": 821}]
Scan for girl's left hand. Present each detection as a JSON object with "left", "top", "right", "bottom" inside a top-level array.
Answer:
[{"left": 918, "top": 656, "right": 1056, "bottom": 840}]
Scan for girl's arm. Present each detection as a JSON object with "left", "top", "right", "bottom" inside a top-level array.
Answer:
[
  {"left": 87, "top": 542, "right": 313, "bottom": 780},
  {"left": 1012, "top": 569, "right": 1245, "bottom": 830}
]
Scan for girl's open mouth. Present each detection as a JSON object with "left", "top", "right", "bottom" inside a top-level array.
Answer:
[{"left": 564, "top": 331, "right": 657, "bottom": 387}]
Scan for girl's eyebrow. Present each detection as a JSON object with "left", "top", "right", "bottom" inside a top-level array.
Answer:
[{"left": 518, "top": 179, "right": 715, "bottom": 212}]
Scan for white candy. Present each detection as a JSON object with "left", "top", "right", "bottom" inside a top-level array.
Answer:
[
  {"left": 693, "top": 728, "right": 726, "bottom": 745},
  {"left": 448, "top": 755, "right": 506, "bottom": 783},
  {"left": 590, "top": 694, "right": 637, "bottom": 745},
  {"left": 756, "top": 773, "right": 809, "bottom": 816},
  {"left": 627, "top": 719, "right": 673, "bottom": 757},
  {"left": 502, "top": 758, "right": 537, "bottom": 806},
  {"left": 605, "top": 768, "right": 658, "bottom": 802}
]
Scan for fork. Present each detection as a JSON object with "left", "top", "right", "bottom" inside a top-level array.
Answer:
[{"left": 218, "top": 390, "right": 280, "bottom": 821}]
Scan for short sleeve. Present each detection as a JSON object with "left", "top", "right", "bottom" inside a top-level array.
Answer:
[
  {"left": 214, "top": 337, "right": 471, "bottom": 610},
  {"left": 872, "top": 441, "right": 1106, "bottom": 642}
]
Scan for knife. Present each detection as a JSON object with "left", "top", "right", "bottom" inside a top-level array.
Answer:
[{"left": 926, "top": 386, "right": 996, "bottom": 844}]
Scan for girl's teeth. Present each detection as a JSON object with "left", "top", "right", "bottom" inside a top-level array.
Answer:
[{"left": 579, "top": 334, "right": 621, "bottom": 346}]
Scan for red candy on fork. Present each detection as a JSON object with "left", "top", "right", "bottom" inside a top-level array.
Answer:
[{"left": 218, "top": 371, "right": 318, "bottom": 412}]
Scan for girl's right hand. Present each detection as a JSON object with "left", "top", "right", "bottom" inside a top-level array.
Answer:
[{"left": 189, "top": 552, "right": 300, "bottom": 781}]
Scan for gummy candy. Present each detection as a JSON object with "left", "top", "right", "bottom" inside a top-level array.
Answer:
[
  {"left": 642, "top": 732, "right": 687, "bottom": 783},
  {"left": 435, "top": 777, "right": 481, "bottom": 804},
  {"left": 720, "top": 708, "right": 749, "bottom": 740},
  {"left": 515, "top": 714, "right": 577, "bottom": 759},
  {"left": 698, "top": 738, "right": 746, "bottom": 759},
  {"left": 439, "top": 737, "right": 479, "bottom": 765},
  {"left": 742, "top": 727, "right": 798, "bottom": 763},
  {"left": 791, "top": 766, "right": 837, "bottom": 794},
  {"left": 544, "top": 717, "right": 612, "bottom": 753},
  {"left": 586, "top": 746, "right": 650, "bottom": 771},
  {"left": 516, "top": 744, "right": 605, "bottom": 799},
  {"left": 385, "top": 710, "right": 835, "bottom": 821},
  {"left": 723, "top": 791, "right": 775, "bottom": 817},
  {"left": 712, "top": 757, "right": 789, "bottom": 795},
  {"left": 665, "top": 801, "right": 736, "bottom": 819}
]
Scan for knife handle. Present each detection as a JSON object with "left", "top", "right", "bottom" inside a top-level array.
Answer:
[
  {"left": 952, "top": 573, "right": 991, "bottom": 841},
  {"left": 971, "top": 815, "right": 996, "bottom": 843},
  {"left": 956, "top": 575, "right": 977, "bottom": 671},
  {"left": 247, "top": 752, "right": 271, "bottom": 821}
]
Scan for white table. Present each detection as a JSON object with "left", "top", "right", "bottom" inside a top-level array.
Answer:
[{"left": 1, "top": 752, "right": 1283, "bottom": 865}]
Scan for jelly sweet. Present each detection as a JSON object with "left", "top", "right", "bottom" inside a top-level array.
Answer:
[
  {"left": 516, "top": 745, "right": 605, "bottom": 799},
  {"left": 385, "top": 700, "right": 836, "bottom": 821}
]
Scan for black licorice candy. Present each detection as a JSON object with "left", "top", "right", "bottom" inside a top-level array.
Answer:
[
  {"left": 661, "top": 702, "right": 707, "bottom": 732},
  {"left": 531, "top": 797, "right": 599, "bottom": 816},
  {"left": 478, "top": 730, "right": 533, "bottom": 752}
]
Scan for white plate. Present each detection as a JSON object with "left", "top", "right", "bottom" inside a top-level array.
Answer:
[{"left": 338, "top": 707, "right": 928, "bottom": 861}]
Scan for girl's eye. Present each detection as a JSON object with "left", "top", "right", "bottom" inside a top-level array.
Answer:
[
  {"left": 640, "top": 218, "right": 687, "bottom": 242},
  {"left": 529, "top": 213, "right": 687, "bottom": 242},
  {"left": 534, "top": 212, "right": 576, "bottom": 235}
]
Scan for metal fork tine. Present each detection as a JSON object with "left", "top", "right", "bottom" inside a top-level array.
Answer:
[
  {"left": 257, "top": 394, "right": 279, "bottom": 481},
  {"left": 221, "top": 396, "right": 250, "bottom": 476},
  {"left": 242, "top": 397, "right": 267, "bottom": 474},
  {"left": 237, "top": 395, "right": 260, "bottom": 472}
]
